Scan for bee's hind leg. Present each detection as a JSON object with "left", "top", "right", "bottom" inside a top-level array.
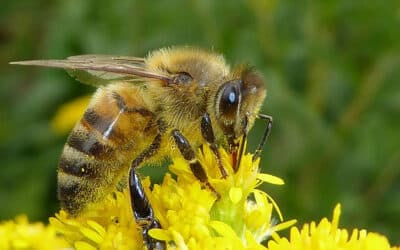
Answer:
[
  {"left": 129, "top": 133, "right": 165, "bottom": 250},
  {"left": 129, "top": 168, "right": 164, "bottom": 250}
]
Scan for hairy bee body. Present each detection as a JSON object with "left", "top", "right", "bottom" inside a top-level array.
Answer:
[
  {"left": 12, "top": 47, "right": 267, "bottom": 215},
  {"left": 58, "top": 83, "right": 156, "bottom": 213}
]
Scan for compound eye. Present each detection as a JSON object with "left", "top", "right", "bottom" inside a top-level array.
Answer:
[
  {"left": 219, "top": 83, "right": 240, "bottom": 115},
  {"left": 171, "top": 72, "right": 193, "bottom": 84}
]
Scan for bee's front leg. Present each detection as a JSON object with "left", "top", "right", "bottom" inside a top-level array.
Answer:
[
  {"left": 171, "top": 129, "right": 220, "bottom": 199},
  {"left": 129, "top": 133, "right": 165, "bottom": 250},
  {"left": 252, "top": 114, "right": 273, "bottom": 162}
]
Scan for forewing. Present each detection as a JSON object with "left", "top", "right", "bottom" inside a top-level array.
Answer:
[{"left": 10, "top": 55, "right": 171, "bottom": 87}]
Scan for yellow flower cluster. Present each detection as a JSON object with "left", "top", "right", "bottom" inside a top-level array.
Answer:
[
  {"left": 1, "top": 144, "right": 399, "bottom": 249},
  {"left": 267, "top": 204, "right": 399, "bottom": 250},
  {"left": 49, "top": 190, "right": 141, "bottom": 250},
  {"left": 0, "top": 215, "right": 68, "bottom": 249},
  {"left": 145, "top": 144, "right": 294, "bottom": 249}
]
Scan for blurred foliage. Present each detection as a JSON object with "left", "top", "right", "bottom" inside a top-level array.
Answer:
[{"left": 1, "top": 0, "right": 399, "bottom": 244}]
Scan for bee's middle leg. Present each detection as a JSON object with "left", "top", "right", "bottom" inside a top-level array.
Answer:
[
  {"left": 201, "top": 113, "right": 227, "bottom": 178},
  {"left": 171, "top": 129, "right": 220, "bottom": 199},
  {"left": 129, "top": 133, "right": 165, "bottom": 250}
]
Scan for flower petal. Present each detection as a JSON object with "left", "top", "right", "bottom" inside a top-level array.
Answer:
[
  {"left": 87, "top": 220, "right": 105, "bottom": 237},
  {"left": 209, "top": 221, "right": 238, "bottom": 239},
  {"left": 149, "top": 228, "right": 171, "bottom": 241},
  {"left": 80, "top": 227, "right": 103, "bottom": 244},
  {"left": 74, "top": 241, "right": 97, "bottom": 250},
  {"left": 257, "top": 173, "right": 284, "bottom": 185}
]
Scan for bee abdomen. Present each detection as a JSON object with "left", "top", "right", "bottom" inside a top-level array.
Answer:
[
  {"left": 57, "top": 121, "right": 123, "bottom": 215},
  {"left": 57, "top": 87, "right": 156, "bottom": 215},
  {"left": 57, "top": 148, "right": 123, "bottom": 215}
]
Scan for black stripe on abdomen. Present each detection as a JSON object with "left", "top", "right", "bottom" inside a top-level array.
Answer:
[
  {"left": 83, "top": 109, "right": 111, "bottom": 134},
  {"left": 58, "top": 180, "right": 80, "bottom": 200},
  {"left": 66, "top": 130, "right": 113, "bottom": 158},
  {"left": 83, "top": 108, "right": 124, "bottom": 140},
  {"left": 58, "top": 156, "right": 97, "bottom": 178},
  {"left": 57, "top": 176, "right": 86, "bottom": 215}
]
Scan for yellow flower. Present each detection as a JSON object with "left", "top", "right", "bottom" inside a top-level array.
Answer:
[
  {"left": 147, "top": 143, "right": 294, "bottom": 249},
  {"left": 0, "top": 215, "right": 68, "bottom": 249},
  {"left": 51, "top": 95, "right": 91, "bottom": 134},
  {"left": 49, "top": 189, "right": 142, "bottom": 250},
  {"left": 266, "top": 204, "right": 398, "bottom": 250},
  {"left": 1, "top": 144, "right": 399, "bottom": 249}
]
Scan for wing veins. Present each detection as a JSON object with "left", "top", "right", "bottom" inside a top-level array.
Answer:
[{"left": 10, "top": 59, "right": 171, "bottom": 82}]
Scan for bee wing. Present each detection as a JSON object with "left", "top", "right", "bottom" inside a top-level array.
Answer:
[{"left": 10, "top": 55, "right": 171, "bottom": 87}]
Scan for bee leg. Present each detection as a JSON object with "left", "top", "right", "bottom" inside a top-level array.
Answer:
[
  {"left": 129, "top": 168, "right": 164, "bottom": 250},
  {"left": 252, "top": 114, "right": 273, "bottom": 162},
  {"left": 233, "top": 115, "right": 249, "bottom": 172},
  {"left": 171, "top": 129, "right": 221, "bottom": 199},
  {"left": 129, "top": 134, "right": 165, "bottom": 250},
  {"left": 201, "top": 113, "right": 227, "bottom": 178}
]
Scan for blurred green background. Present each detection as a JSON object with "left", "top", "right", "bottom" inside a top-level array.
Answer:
[{"left": 1, "top": 0, "right": 399, "bottom": 244}]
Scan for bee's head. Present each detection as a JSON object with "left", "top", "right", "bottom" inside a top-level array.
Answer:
[{"left": 214, "top": 68, "right": 266, "bottom": 150}]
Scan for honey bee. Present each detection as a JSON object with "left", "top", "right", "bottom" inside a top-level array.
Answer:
[{"left": 11, "top": 47, "right": 272, "bottom": 249}]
